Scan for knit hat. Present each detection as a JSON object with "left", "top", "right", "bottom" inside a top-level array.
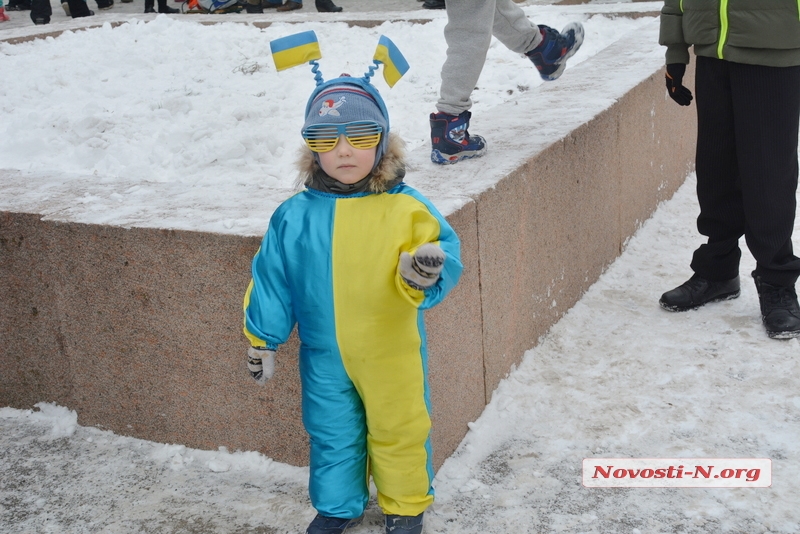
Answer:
[{"left": 302, "top": 75, "right": 391, "bottom": 170}]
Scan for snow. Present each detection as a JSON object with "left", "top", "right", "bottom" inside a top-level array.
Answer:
[
  {"left": 3, "top": 2, "right": 800, "bottom": 533},
  {"left": 0, "top": 4, "right": 663, "bottom": 234}
]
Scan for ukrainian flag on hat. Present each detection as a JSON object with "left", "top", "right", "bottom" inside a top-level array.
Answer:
[
  {"left": 373, "top": 35, "right": 409, "bottom": 88},
  {"left": 270, "top": 30, "right": 322, "bottom": 72}
]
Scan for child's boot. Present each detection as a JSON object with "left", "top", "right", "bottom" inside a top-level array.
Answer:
[
  {"left": 0, "top": 6, "right": 9, "bottom": 20},
  {"left": 385, "top": 513, "right": 424, "bottom": 534},
  {"left": 525, "top": 22, "right": 584, "bottom": 81},
  {"left": 305, "top": 513, "right": 363, "bottom": 534},
  {"left": 429, "top": 110, "right": 486, "bottom": 165}
]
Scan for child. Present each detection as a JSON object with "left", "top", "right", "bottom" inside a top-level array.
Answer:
[{"left": 242, "top": 37, "right": 463, "bottom": 534}]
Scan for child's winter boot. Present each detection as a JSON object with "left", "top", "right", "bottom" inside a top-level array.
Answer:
[
  {"left": 429, "top": 110, "right": 486, "bottom": 164},
  {"left": 385, "top": 513, "right": 424, "bottom": 534},
  {"left": 525, "top": 22, "right": 584, "bottom": 81},
  {"left": 305, "top": 513, "right": 364, "bottom": 534},
  {"left": 0, "top": 6, "right": 9, "bottom": 20}
]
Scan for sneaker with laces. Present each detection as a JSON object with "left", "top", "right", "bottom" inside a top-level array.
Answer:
[
  {"left": 659, "top": 274, "right": 740, "bottom": 312},
  {"left": 305, "top": 513, "right": 363, "bottom": 534},
  {"left": 753, "top": 274, "right": 800, "bottom": 339},
  {"left": 385, "top": 513, "right": 424, "bottom": 534},
  {"left": 429, "top": 110, "right": 486, "bottom": 164},
  {"left": 525, "top": 22, "right": 584, "bottom": 81}
]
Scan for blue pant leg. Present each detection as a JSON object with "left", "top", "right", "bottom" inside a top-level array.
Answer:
[{"left": 300, "top": 346, "right": 368, "bottom": 518}]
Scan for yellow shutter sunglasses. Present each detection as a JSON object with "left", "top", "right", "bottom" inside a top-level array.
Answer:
[{"left": 302, "top": 121, "right": 383, "bottom": 153}]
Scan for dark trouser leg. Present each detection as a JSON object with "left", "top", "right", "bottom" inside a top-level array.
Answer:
[
  {"left": 691, "top": 56, "right": 743, "bottom": 281},
  {"left": 731, "top": 61, "right": 800, "bottom": 287},
  {"left": 66, "top": 0, "right": 92, "bottom": 16},
  {"left": 691, "top": 57, "right": 800, "bottom": 286},
  {"left": 29, "top": 0, "right": 50, "bottom": 22}
]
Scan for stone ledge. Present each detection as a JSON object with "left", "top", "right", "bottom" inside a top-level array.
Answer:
[{"left": 0, "top": 17, "right": 695, "bottom": 469}]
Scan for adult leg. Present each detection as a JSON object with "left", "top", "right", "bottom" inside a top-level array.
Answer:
[
  {"left": 66, "top": 0, "right": 92, "bottom": 17},
  {"left": 730, "top": 62, "right": 800, "bottom": 287},
  {"left": 29, "top": 0, "right": 50, "bottom": 23},
  {"left": 690, "top": 56, "right": 744, "bottom": 282}
]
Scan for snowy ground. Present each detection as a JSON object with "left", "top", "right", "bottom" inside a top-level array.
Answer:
[{"left": 3, "top": 173, "right": 800, "bottom": 534}]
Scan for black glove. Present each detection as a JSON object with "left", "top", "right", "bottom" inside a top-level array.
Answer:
[
  {"left": 665, "top": 63, "right": 693, "bottom": 106},
  {"left": 247, "top": 346, "right": 275, "bottom": 386}
]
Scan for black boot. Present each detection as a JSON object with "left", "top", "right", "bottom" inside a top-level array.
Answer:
[
  {"left": 144, "top": 0, "right": 154, "bottom": 12},
  {"left": 315, "top": 0, "right": 340, "bottom": 11},
  {"left": 66, "top": 0, "right": 94, "bottom": 16},
  {"left": 659, "top": 274, "right": 740, "bottom": 312},
  {"left": 157, "top": 0, "right": 178, "bottom": 12},
  {"left": 422, "top": 0, "right": 444, "bottom": 8},
  {"left": 7, "top": 0, "right": 32, "bottom": 10},
  {"left": 244, "top": 0, "right": 262, "bottom": 12},
  {"left": 29, "top": 0, "right": 50, "bottom": 23},
  {"left": 753, "top": 274, "right": 800, "bottom": 339}
]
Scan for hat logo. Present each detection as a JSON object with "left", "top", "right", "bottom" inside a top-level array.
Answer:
[{"left": 319, "top": 96, "right": 346, "bottom": 117}]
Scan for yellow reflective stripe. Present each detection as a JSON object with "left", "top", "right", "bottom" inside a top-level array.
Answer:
[
  {"left": 242, "top": 279, "right": 267, "bottom": 347},
  {"left": 679, "top": 0, "right": 683, "bottom": 12},
  {"left": 717, "top": 0, "right": 729, "bottom": 59}
]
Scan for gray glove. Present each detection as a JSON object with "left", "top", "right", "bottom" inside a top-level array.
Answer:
[
  {"left": 247, "top": 346, "right": 275, "bottom": 386},
  {"left": 399, "top": 243, "right": 445, "bottom": 290}
]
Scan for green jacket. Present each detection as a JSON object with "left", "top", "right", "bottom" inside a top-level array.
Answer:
[{"left": 659, "top": 0, "right": 800, "bottom": 67}]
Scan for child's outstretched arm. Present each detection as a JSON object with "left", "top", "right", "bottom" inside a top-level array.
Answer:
[{"left": 394, "top": 189, "right": 463, "bottom": 309}]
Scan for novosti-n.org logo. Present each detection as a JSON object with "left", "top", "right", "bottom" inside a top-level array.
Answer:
[{"left": 583, "top": 458, "right": 771, "bottom": 488}]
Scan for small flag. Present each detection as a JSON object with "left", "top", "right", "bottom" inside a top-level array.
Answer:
[
  {"left": 373, "top": 35, "right": 409, "bottom": 87},
  {"left": 270, "top": 31, "right": 322, "bottom": 72}
]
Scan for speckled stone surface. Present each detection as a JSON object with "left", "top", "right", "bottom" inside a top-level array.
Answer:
[{"left": 476, "top": 62, "right": 697, "bottom": 398}]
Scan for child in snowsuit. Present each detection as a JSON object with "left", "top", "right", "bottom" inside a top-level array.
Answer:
[{"left": 242, "top": 63, "right": 463, "bottom": 534}]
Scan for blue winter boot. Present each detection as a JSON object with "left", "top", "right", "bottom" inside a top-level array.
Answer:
[
  {"left": 429, "top": 110, "right": 487, "bottom": 165},
  {"left": 385, "top": 512, "right": 424, "bottom": 534},
  {"left": 525, "top": 22, "right": 584, "bottom": 81},
  {"left": 306, "top": 513, "right": 364, "bottom": 534}
]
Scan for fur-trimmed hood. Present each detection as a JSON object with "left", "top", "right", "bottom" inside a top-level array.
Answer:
[{"left": 295, "top": 132, "right": 406, "bottom": 194}]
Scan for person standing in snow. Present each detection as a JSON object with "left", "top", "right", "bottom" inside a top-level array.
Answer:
[
  {"left": 658, "top": 0, "right": 800, "bottom": 339},
  {"left": 242, "top": 40, "right": 462, "bottom": 534},
  {"left": 245, "top": 0, "right": 341, "bottom": 13},
  {"left": 429, "top": 0, "right": 585, "bottom": 164}
]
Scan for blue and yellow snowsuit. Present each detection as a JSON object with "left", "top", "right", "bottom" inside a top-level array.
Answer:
[{"left": 243, "top": 175, "right": 462, "bottom": 519}]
